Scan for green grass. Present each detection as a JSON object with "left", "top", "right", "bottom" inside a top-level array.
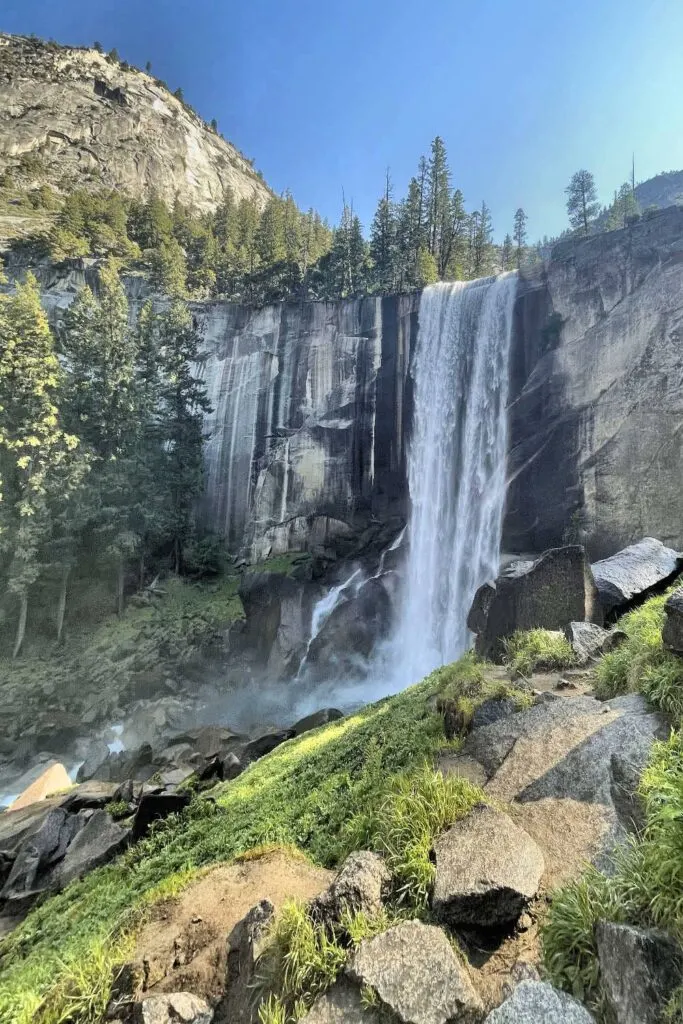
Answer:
[
  {"left": 594, "top": 589, "right": 683, "bottom": 726},
  {"left": 503, "top": 628, "right": 578, "bottom": 678},
  {"left": 543, "top": 730, "right": 683, "bottom": 1014},
  {"left": 429, "top": 652, "right": 534, "bottom": 737},
  {"left": 0, "top": 661, "right": 482, "bottom": 1023}
]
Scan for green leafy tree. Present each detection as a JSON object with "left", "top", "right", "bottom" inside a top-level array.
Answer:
[
  {"left": 565, "top": 170, "right": 599, "bottom": 235},
  {"left": 500, "top": 233, "right": 514, "bottom": 271}
]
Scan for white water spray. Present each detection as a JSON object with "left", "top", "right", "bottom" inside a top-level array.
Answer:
[{"left": 395, "top": 274, "right": 517, "bottom": 685}]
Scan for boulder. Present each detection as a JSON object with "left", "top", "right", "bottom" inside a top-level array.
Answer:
[
  {"left": 292, "top": 708, "right": 344, "bottom": 736},
  {"left": 61, "top": 780, "right": 120, "bottom": 813},
  {"left": 595, "top": 921, "right": 683, "bottom": 1024},
  {"left": 467, "top": 546, "right": 601, "bottom": 660},
  {"left": 7, "top": 762, "right": 71, "bottom": 812},
  {"left": 564, "top": 621, "right": 611, "bottom": 665},
  {"left": 306, "top": 578, "right": 392, "bottom": 682},
  {"left": 484, "top": 981, "right": 594, "bottom": 1022},
  {"left": 346, "top": 919, "right": 483, "bottom": 1024},
  {"left": 243, "top": 730, "right": 294, "bottom": 762},
  {"left": 220, "top": 752, "right": 244, "bottom": 780},
  {"left": 238, "top": 572, "right": 317, "bottom": 678},
  {"left": 663, "top": 587, "right": 683, "bottom": 654},
  {"left": 169, "top": 726, "right": 247, "bottom": 759},
  {"left": 1, "top": 807, "right": 86, "bottom": 906},
  {"left": 134, "top": 992, "right": 213, "bottom": 1024},
  {"left": 471, "top": 697, "right": 519, "bottom": 731},
  {"left": 222, "top": 899, "right": 275, "bottom": 1024},
  {"left": 53, "top": 809, "right": 130, "bottom": 888},
  {"left": 591, "top": 538, "right": 682, "bottom": 615},
  {"left": 300, "top": 979, "right": 381, "bottom": 1023},
  {"left": 0, "top": 799, "right": 64, "bottom": 858},
  {"left": 313, "top": 851, "right": 390, "bottom": 923},
  {"left": 132, "top": 791, "right": 192, "bottom": 842},
  {"left": 432, "top": 806, "right": 544, "bottom": 927}
]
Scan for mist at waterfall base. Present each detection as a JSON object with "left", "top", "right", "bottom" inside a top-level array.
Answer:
[{"left": 197, "top": 272, "right": 518, "bottom": 731}]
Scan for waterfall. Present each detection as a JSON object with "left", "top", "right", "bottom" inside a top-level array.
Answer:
[{"left": 395, "top": 274, "right": 517, "bottom": 685}]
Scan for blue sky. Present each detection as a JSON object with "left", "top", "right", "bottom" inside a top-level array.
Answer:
[{"left": 3, "top": 0, "right": 683, "bottom": 240}]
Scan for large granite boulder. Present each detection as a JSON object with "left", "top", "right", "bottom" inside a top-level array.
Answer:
[
  {"left": 222, "top": 899, "right": 276, "bottom": 1024},
  {"left": 591, "top": 538, "right": 682, "bottom": 615},
  {"left": 484, "top": 981, "right": 594, "bottom": 1022},
  {"left": 238, "top": 572, "right": 319, "bottom": 678},
  {"left": 134, "top": 992, "right": 213, "bottom": 1023},
  {"left": 300, "top": 980, "right": 381, "bottom": 1024},
  {"left": 306, "top": 578, "right": 392, "bottom": 682},
  {"left": 468, "top": 546, "right": 601, "bottom": 660},
  {"left": 595, "top": 921, "right": 683, "bottom": 1024},
  {"left": 432, "top": 806, "right": 544, "bottom": 927},
  {"left": 346, "top": 920, "right": 483, "bottom": 1024},
  {"left": 132, "top": 791, "right": 192, "bottom": 842},
  {"left": 663, "top": 587, "right": 683, "bottom": 654},
  {"left": 1, "top": 807, "right": 86, "bottom": 907},
  {"left": 313, "top": 851, "right": 390, "bottom": 923},
  {"left": 52, "top": 809, "right": 130, "bottom": 888},
  {"left": 7, "top": 762, "right": 71, "bottom": 812}
]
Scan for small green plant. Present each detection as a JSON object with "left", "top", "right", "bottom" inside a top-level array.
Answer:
[
  {"left": 342, "top": 763, "right": 483, "bottom": 907},
  {"left": 106, "top": 800, "right": 129, "bottom": 821},
  {"left": 257, "top": 994, "right": 288, "bottom": 1024},
  {"left": 594, "top": 588, "right": 683, "bottom": 725},
  {"left": 503, "top": 628, "right": 577, "bottom": 678}
]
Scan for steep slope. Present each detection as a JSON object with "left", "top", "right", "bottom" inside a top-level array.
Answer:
[
  {"left": 635, "top": 169, "right": 683, "bottom": 210},
  {"left": 0, "top": 33, "right": 271, "bottom": 214}
]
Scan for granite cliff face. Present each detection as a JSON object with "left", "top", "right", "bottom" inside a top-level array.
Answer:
[
  {"left": 198, "top": 296, "right": 417, "bottom": 559},
  {"left": 0, "top": 34, "right": 270, "bottom": 214},
  {"left": 505, "top": 205, "right": 683, "bottom": 558}
]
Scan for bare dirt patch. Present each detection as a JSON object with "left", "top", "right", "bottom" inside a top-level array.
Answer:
[{"left": 131, "top": 849, "right": 333, "bottom": 1004}]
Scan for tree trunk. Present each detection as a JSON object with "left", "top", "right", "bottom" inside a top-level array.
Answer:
[
  {"left": 12, "top": 592, "right": 28, "bottom": 659},
  {"left": 56, "top": 568, "right": 70, "bottom": 645},
  {"left": 173, "top": 536, "right": 181, "bottom": 575},
  {"left": 117, "top": 560, "right": 125, "bottom": 616},
  {"left": 138, "top": 550, "right": 145, "bottom": 591}
]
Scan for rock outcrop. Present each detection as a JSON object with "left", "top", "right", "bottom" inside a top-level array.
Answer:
[
  {"left": 663, "top": 587, "right": 683, "bottom": 654},
  {"left": 590, "top": 538, "right": 682, "bottom": 614},
  {"left": 595, "top": 921, "right": 683, "bottom": 1024},
  {"left": 0, "top": 34, "right": 270, "bottom": 217},
  {"left": 467, "top": 546, "right": 600, "bottom": 659},
  {"left": 483, "top": 981, "right": 594, "bottom": 1023},
  {"left": 505, "top": 207, "right": 683, "bottom": 558}
]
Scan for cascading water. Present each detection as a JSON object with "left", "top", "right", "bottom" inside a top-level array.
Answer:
[{"left": 395, "top": 274, "right": 517, "bottom": 685}]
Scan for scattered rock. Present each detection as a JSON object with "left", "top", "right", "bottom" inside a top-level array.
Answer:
[
  {"left": 222, "top": 899, "right": 275, "bottom": 1024},
  {"left": 468, "top": 546, "right": 601, "bottom": 660},
  {"left": 300, "top": 979, "right": 380, "bottom": 1023},
  {"left": 591, "top": 537, "right": 682, "bottom": 615},
  {"left": 132, "top": 791, "right": 192, "bottom": 842},
  {"left": 292, "top": 708, "right": 344, "bottom": 736},
  {"left": 484, "top": 980, "right": 594, "bottom": 1022},
  {"left": 432, "top": 805, "right": 544, "bottom": 927},
  {"left": 663, "top": 587, "right": 683, "bottom": 654},
  {"left": 564, "top": 621, "right": 610, "bottom": 665},
  {"left": 7, "top": 762, "right": 71, "bottom": 812},
  {"left": 436, "top": 752, "right": 488, "bottom": 788},
  {"left": 61, "top": 780, "right": 120, "bottom": 812},
  {"left": 595, "top": 921, "right": 683, "bottom": 1024},
  {"left": 1, "top": 807, "right": 86, "bottom": 907},
  {"left": 471, "top": 697, "right": 519, "bottom": 730},
  {"left": 346, "top": 919, "right": 483, "bottom": 1024},
  {"left": 134, "top": 992, "right": 213, "bottom": 1023},
  {"left": 313, "top": 851, "right": 390, "bottom": 923},
  {"left": 220, "top": 752, "right": 243, "bottom": 780},
  {"left": 53, "top": 809, "right": 130, "bottom": 888},
  {"left": 602, "top": 628, "right": 628, "bottom": 653},
  {"left": 243, "top": 730, "right": 294, "bottom": 762}
]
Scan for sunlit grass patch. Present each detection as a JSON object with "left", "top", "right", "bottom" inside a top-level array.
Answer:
[{"left": 503, "top": 628, "right": 577, "bottom": 678}]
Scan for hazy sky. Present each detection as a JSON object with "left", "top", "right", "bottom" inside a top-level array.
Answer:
[{"left": 3, "top": 0, "right": 683, "bottom": 240}]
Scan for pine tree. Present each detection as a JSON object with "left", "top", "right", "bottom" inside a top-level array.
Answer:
[
  {"left": 513, "top": 208, "right": 528, "bottom": 268},
  {"left": 370, "top": 170, "right": 398, "bottom": 293},
  {"left": 501, "top": 233, "right": 514, "bottom": 271},
  {"left": 565, "top": 170, "right": 599, "bottom": 235},
  {"left": 442, "top": 189, "right": 468, "bottom": 279},
  {"left": 0, "top": 272, "right": 80, "bottom": 655},
  {"left": 157, "top": 301, "right": 211, "bottom": 574}
]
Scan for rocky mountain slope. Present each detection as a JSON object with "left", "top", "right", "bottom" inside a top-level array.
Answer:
[
  {"left": 0, "top": 33, "right": 271, "bottom": 215},
  {"left": 634, "top": 169, "right": 683, "bottom": 210}
]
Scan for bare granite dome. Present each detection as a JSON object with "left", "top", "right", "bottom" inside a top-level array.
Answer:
[{"left": 0, "top": 33, "right": 272, "bottom": 213}]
